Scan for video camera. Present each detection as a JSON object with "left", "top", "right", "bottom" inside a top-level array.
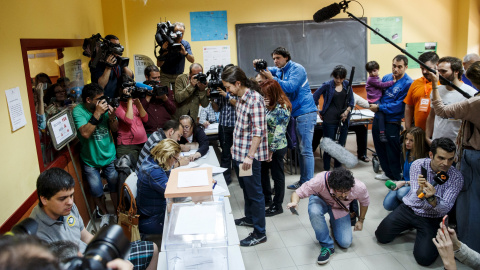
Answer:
[
  {"left": 155, "top": 21, "right": 183, "bottom": 59},
  {"left": 83, "top": 34, "right": 130, "bottom": 69},
  {"left": 144, "top": 80, "right": 169, "bottom": 97},
  {"left": 121, "top": 75, "right": 150, "bottom": 100},
  {"left": 206, "top": 65, "right": 225, "bottom": 98},
  {"left": 254, "top": 59, "right": 268, "bottom": 72}
]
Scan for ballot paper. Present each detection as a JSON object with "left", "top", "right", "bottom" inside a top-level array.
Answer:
[
  {"left": 177, "top": 170, "right": 209, "bottom": 188},
  {"left": 180, "top": 149, "right": 197, "bottom": 157},
  {"left": 204, "top": 122, "right": 219, "bottom": 132},
  {"left": 174, "top": 162, "right": 199, "bottom": 169},
  {"left": 174, "top": 205, "right": 217, "bottom": 235},
  {"left": 198, "top": 164, "right": 227, "bottom": 174},
  {"left": 212, "top": 185, "right": 227, "bottom": 196}
]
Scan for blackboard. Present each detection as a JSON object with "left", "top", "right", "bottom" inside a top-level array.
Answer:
[{"left": 236, "top": 18, "right": 367, "bottom": 88}]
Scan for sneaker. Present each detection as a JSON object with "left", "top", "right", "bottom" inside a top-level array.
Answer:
[
  {"left": 375, "top": 173, "right": 390, "bottom": 181},
  {"left": 265, "top": 205, "right": 283, "bottom": 217},
  {"left": 100, "top": 215, "right": 110, "bottom": 228},
  {"left": 240, "top": 232, "right": 267, "bottom": 246},
  {"left": 317, "top": 247, "right": 335, "bottom": 264},
  {"left": 234, "top": 217, "right": 254, "bottom": 227},
  {"left": 287, "top": 181, "right": 301, "bottom": 190},
  {"left": 379, "top": 133, "right": 388, "bottom": 143}
]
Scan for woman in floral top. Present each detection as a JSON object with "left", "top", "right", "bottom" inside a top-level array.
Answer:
[{"left": 260, "top": 79, "right": 292, "bottom": 217}]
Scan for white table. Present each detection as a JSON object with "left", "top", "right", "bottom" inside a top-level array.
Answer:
[{"left": 196, "top": 146, "right": 230, "bottom": 197}]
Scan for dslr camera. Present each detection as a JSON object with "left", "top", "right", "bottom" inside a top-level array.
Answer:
[
  {"left": 99, "top": 95, "right": 120, "bottom": 108},
  {"left": 206, "top": 65, "right": 225, "bottom": 98},
  {"left": 144, "top": 80, "right": 169, "bottom": 97},
  {"left": 194, "top": 72, "right": 208, "bottom": 85},
  {"left": 254, "top": 59, "right": 268, "bottom": 72},
  {"left": 155, "top": 21, "right": 183, "bottom": 58},
  {"left": 83, "top": 33, "right": 130, "bottom": 69}
]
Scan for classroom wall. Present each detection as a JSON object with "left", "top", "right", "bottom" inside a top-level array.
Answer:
[
  {"left": 104, "top": 0, "right": 478, "bottom": 82},
  {"left": 0, "top": 1, "right": 104, "bottom": 224}
]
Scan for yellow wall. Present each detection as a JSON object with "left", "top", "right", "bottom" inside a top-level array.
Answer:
[
  {"left": 103, "top": 0, "right": 477, "bottom": 81},
  {"left": 0, "top": 1, "right": 104, "bottom": 224},
  {"left": 467, "top": 0, "right": 480, "bottom": 54}
]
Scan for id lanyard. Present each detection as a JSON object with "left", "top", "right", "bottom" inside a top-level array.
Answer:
[{"left": 418, "top": 78, "right": 430, "bottom": 112}]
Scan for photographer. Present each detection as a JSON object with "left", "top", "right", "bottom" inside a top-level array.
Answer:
[
  {"left": 174, "top": 63, "right": 209, "bottom": 120},
  {"left": 156, "top": 22, "right": 194, "bottom": 88},
  {"left": 140, "top": 65, "right": 176, "bottom": 135},
  {"left": 90, "top": 35, "right": 133, "bottom": 99},
  {"left": 29, "top": 168, "right": 158, "bottom": 270},
  {"left": 72, "top": 83, "right": 119, "bottom": 227}
]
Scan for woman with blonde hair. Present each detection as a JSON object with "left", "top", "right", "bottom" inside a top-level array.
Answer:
[
  {"left": 136, "top": 138, "right": 181, "bottom": 235},
  {"left": 383, "top": 127, "right": 428, "bottom": 211}
]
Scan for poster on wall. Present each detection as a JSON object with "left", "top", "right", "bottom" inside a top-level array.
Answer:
[
  {"left": 203, "top": 46, "right": 231, "bottom": 70},
  {"left": 190, "top": 11, "right": 228, "bottom": 41},
  {"left": 134, "top": 54, "right": 156, "bottom": 82},
  {"left": 5, "top": 87, "right": 27, "bottom": 132},
  {"left": 405, "top": 42, "right": 437, "bottom": 69},
  {"left": 370, "top": 17, "right": 402, "bottom": 44}
]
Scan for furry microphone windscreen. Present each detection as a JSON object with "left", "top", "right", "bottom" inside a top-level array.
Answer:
[{"left": 320, "top": 137, "right": 358, "bottom": 168}]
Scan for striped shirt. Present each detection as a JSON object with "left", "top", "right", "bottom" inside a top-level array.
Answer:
[
  {"left": 402, "top": 158, "right": 463, "bottom": 218},
  {"left": 214, "top": 95, "right": 238, "bottom": 127},
  {"left": 136, "top": 129, "right": 166, "bottom": 172},
  {"left": 232, "top": 89, "right": 268, "bottom": 162}
]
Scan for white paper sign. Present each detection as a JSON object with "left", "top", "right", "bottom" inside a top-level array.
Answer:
[
  {"left": 203, "top": 46, "right": 231, "bottom": 70},
  {"left": 174, "top": 205, "right": 217, "bottom": 235},
  {"left": 5, "top": 87, "right": 27, "bottom": 131},
  {"left": 50, "top": 114, "right": 74, "bottom": 146},
  {"left": 177, "top": 170, "right": 209, "bottom": 188},
  {"left": 134, "top": 54, "right": 155, "bottom": 83}
]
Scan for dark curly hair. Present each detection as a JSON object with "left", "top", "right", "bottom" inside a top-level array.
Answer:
[{"left": 327, "top": 167, "right": 355, "bottom": 191}]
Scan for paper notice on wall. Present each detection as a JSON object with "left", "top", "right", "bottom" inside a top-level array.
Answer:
[
  {"left": 203, "top": 46, "right": 231, "bottom": 70},
  {"left": 5, "top": 87, "right": 27, "bottom": 131},
  {"left": 134, "top": 54, "right": 155, "bottom": 82},
  {"left": 50, "top": 113, "right": 74, "bottom": 146}
]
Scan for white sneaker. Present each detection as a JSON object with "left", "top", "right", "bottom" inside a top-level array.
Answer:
[
  {"left": 100, "top": 215, "right": 110, "bottom": 228},
  {"left": 375, "top": 173, "right": 390, "bottom": 180}
]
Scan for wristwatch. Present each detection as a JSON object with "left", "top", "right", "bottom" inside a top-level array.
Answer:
[
  {"left": 184, "top": 52, "right": 188, "bottom": 57},
  {"left": 426, "top": 195, "right": 436, "bottom": 202}
]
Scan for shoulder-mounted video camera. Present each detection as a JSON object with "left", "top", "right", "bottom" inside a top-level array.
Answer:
[
  {"left": 144, "top": 80, "right": 169, "bottom": 97},
  {"left": 154, "top": 21, "right": 182, "bottom": 60},
  {"left": 83, "top": 34, "right": 130, "bottom": 69},
  {"left": 121, "top": 75, "right": 150, "bottom": 100}
]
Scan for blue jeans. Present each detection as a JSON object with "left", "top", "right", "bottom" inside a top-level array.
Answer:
[
  {"left": 81, "top": 160, "right": 118, "bottom": 198},
  {"left": 383, "top": 186, "right": 411, "bottom": 211},
  {"left": 234, "top": 159, "right": 266, "bottom": 235},
  {"left": 139, "top": 213, "right": 164, "bottom": 235},
  {"left": 296, "top": 112, "right": 317, "bottom": 184},
  {"left": 308, "top": 195, "right": 352, "bottom": 249},
  {"left": 372, "top": 120, "right": 402, "bottom": 180},
  {"left": 322, "top": 121, "right": 349, "bottom": 171}
]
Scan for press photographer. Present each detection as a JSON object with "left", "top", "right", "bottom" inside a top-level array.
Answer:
[
  {"left": 155, "top": 22, "right": 194, "bottom": 89},
  {"left": 85, "top": 34, "right": 133, "bottom": 98},
  {"left": 174, "top": 63, "right": 209, "bottom": 120},
  {"left": 140, "top": 65, "right": 176, "bottom": 135}
]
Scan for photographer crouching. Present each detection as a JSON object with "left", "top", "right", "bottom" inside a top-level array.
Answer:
[
  {"left": 89, "top": 35, "right": 133, "bottom": 99},
  {"left": 140, "top": 65, "right": 176, "bottom": 136}
]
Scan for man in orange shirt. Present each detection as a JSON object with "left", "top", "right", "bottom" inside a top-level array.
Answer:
[{"left": 404, "top": 52, "right": 439, "bottom": 131}]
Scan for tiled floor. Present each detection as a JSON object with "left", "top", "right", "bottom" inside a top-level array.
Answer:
[{"left": 227, "top": 132, "right": 471, "bottom": 270}]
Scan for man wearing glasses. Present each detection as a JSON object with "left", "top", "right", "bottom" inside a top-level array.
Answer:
[{"left": 287, "top": 168, "right": 370, "bottom": 265}]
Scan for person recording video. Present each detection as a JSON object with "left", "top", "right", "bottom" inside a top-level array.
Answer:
[{"left": 90, "top": 35, "right": 133, "bottom": 99}]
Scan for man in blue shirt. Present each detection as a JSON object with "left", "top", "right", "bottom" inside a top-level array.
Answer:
[
  {"left": 156, "top": 22, "right": 194, "bottom": 89},
  {"left": 370, "top": 55, "right": 413, "bottom": 181},
  {"left": 255, "top": 47, "right": 318, "bottom": 189},
  {"left": 462, "top": 53, "right": 480, "bottom": 91}
]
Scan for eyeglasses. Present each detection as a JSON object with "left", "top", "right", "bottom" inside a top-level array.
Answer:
[
  {"left": 172, "top": 156, "right": 180, "bottom": 163},
  {"left": 334, "top": 190, "right": 350, "bottom": 196}
]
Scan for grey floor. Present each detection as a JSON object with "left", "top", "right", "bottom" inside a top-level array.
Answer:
[{"left": 227, "top": 131, "right": 472, "bottom": 270}]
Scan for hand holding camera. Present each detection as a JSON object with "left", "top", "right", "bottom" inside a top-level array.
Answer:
[
  {"left": 253, "top": 59, "right": 268, "bottom": 72},
  {"left": 95, "top": 99, "right": 109, "bottom": 115},
  {"left": 105, "top": 54, "right": 117, "bottom": 68}
]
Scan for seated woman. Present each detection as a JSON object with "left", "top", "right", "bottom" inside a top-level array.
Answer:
[
  {"left": 312, "top": 65, "right": 354, "bottom": 171},
  {"left": 137, "top": 138, "right": 181, "bottom": 235},
  {"left": 383, "top": 127, "right": 428, "bottom": 211},
  {"left": 178, "top": 114, "right": 209, "bottom": 161}
]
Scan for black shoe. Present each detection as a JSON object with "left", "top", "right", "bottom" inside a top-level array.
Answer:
[
  {"left": 234, "top": 217, "right": 254, "bottom": 227},
  {"left": 240, "top": 232, "right": 267, "bottom": 246},
  {"left": 317, "top": 247, "right": 335, "bottom": 264},
  {"left": 358, "top": 155, "right": 370, "bottom": 163},
  {"left": 265, "top": 199, "right": 273, "bottom": 208},
  {"left": 379, "top": 133, "right": 388, "bottom": 143},
  {"left": 265, "top": 205, "right": 283, "bottom": 217}
]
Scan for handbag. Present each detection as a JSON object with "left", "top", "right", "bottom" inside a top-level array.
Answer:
[
  {"left": 117, "top": 183, "right": 141, "bottom": 242},
  {"left": 286, "top": 116, "right": 297, "bottom": 149},
  {"left": 323, "top": 172, "right": 357, "bottom": 226}
]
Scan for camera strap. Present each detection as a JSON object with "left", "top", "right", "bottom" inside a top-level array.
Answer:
[{"left": 323, "top": 172, "right": 349, "bottom": 212}]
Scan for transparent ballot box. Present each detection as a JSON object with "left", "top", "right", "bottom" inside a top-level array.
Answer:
[{"left": 164, "top": 202, "right": 228, "bottom": 270}]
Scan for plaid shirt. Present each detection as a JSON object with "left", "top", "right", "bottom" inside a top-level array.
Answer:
[
  {"left": 199, "top": 103, "right": 218, "bottom": 124},
  {"left": 232, "top": 89, "right": 268, "bottom": 162},
  {"left": 214, "top": 95, "right": 238, "bottom": 127},
  {"left": 402, "top": 158, "right": 463, "bottom": 218}
]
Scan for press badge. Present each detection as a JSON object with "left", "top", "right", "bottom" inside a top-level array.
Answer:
[{"left": 419, "top": 98, "right": 430, "bottom": 112}]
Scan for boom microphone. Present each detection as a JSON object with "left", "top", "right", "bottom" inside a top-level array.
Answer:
[
  {"left": 135, "top": 82, "right": 153, "bottom": 91},
  {"left": 320, "top": 137, "right": 358, "bottom": 168},
  {"left": 313, "top": 0, "right": 351, "bottom": 22}
]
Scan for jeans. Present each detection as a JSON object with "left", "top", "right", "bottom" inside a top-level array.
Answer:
[
  {"left": 81, "top": 159, "right": 118, "bottom": 198},
  {"left": 349, "top": 124, "right": 367, "bottom": 157},
  {"left": 372, "top": 119, "right": 402, "bottom": 180},
  {"left": 383, "top": 186, "right": 411, "bottom": 211},
  {"left": 308, "top": 195, "right": 352, "bottom": 249},
  {"left": 234, "top": 159, "right": 266, "bottom": 235},
  {"left": 375, "top": 204, "right": 441, "bottom": 266},
  {"left": 457, "top": 149, "right": 480, "bottom": 253},
  {"left": 261, "top": 147, "right": 287, "bottom": 208},
  {"left": 373, "top": 100, "right": 385, "bottom": 132},
  {"left": 295, "top": 112, "right": 317, "bottom": 184},
  {"left": 139, "top": 213, "right": 164, "bottom": 235},
  {"left": 322, "top": 121, "right": 349, "bottom": 171},
  {"left": 219, "top": 125, "right": 235, "bottom": 184}
]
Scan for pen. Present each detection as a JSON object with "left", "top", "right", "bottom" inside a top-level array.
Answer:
[{"left": 212, "top": 182, "right": 217, "bottom": 189}]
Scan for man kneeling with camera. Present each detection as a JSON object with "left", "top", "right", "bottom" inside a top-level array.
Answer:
[{"left": 29, "top": 168, "right": 159, "bottom": 270}]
